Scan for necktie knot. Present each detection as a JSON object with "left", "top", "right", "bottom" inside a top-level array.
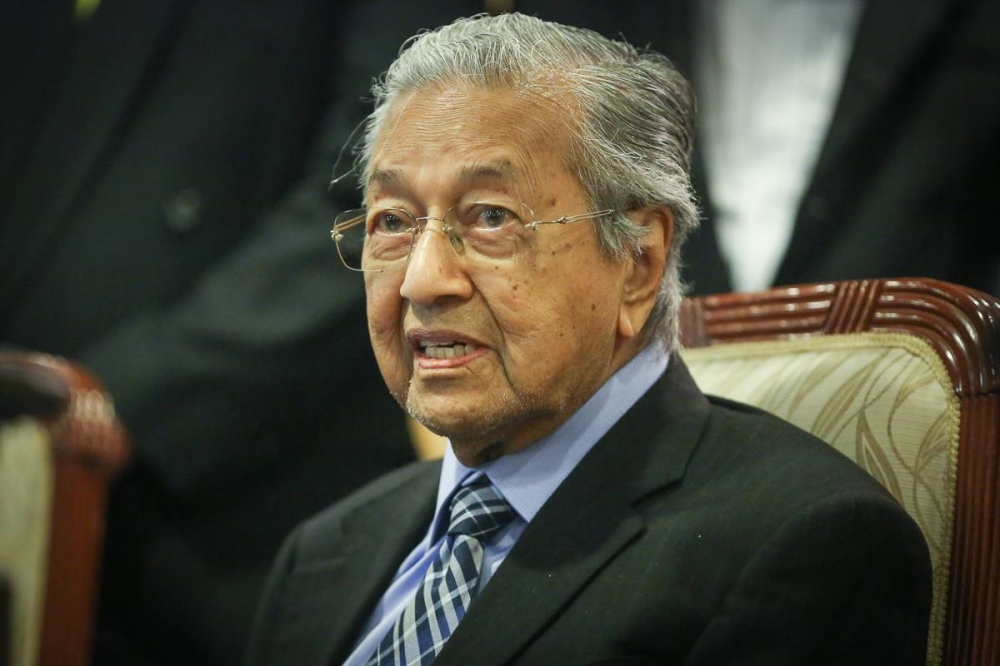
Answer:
[{"left": 447, "top": 477, "right": 515, "bottom": 541}]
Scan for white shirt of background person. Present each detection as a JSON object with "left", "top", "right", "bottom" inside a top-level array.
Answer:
[{"left": 695, "top": 0, "right": 864, "bottom": 292}]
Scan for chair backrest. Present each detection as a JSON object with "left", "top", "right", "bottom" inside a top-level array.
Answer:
[
  {"left": 0, "top": 352, "right": 129, "bottom": 666},
  {"left": 678, "top": 277, "right": 1000, "bottom": 666}
]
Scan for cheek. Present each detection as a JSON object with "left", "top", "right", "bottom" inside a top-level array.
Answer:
[
  {"left": 366, "top": 281, "right": 408, "bottom": 366},
  {"left": 366, "top": 278, "right": 400, "bottom": 325},
  {"left": 478, "top": 270, "right": 548, "bottom": 340},
  {"left": 518, "top": 263, "right": 622, "bottom": 352},
  {"left": 485, "top": 270, "right": 609, "bottom": 349}
]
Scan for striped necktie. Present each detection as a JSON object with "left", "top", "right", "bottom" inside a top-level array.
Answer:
[{"left": 366, "top": 477, "right": 515, "bottom": 666}]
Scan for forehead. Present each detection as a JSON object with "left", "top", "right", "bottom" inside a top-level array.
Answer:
[{"left": 366, "top": 84, "right": 577, "bottom": 202}]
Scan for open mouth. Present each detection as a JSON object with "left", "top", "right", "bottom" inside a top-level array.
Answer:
[{"left": 420, "top": 341, "right": 479, "bottom": 360}]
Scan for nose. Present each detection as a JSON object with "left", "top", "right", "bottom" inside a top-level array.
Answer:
[{"left": 399, "top": 220, "right": 474, "bottom": 306}]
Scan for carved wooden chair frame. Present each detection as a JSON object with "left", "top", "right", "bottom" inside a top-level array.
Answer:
[{"left": 0, "top": 352, "right": 129, "bottom": 666}]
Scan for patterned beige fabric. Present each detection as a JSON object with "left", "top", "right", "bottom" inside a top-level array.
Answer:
[
  {"left": 681, "top": 332, "right": 959, "bottom": 666},
  {"left": 0, "top": 416, "right": 54, "bottom": 666}
]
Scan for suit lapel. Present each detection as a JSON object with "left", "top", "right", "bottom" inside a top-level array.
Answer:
[
  {"left": 1, "top": 0, "right": 184, "bottom": 299},
  {"left": 775, "top": 0, "right": 958, "bottom": 286},
  {"left": 265, "top": 464, "right": 439, "bottom": 666},
  {"left": 811, "top": 0, "right": 958, "bottom": 179},
  {"left": 436, "top": 358, "right": 712, "bottom": 665}
]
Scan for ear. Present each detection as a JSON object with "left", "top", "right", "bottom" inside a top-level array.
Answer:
[{"left": 617, "top": 206, "right": 673, "bottom": 340}]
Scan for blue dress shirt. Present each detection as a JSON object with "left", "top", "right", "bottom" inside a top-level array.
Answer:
[{"left": 342, "top": 343, "right": 669, "bottom": 666}]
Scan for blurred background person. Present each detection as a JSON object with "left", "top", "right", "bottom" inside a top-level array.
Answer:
[
  {"left": 524, "top": 0, "right": 1000, "bottom": 295},
  {"left": 0, "top": 1, "right": 478, "bottom": 665}
]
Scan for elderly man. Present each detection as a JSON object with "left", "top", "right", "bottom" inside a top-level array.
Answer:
[{"left": 245, "top": 13, "right": 931, "bottom": 666}]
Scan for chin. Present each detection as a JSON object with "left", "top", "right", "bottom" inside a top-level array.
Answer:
[
  {"left": 450, "top": 439, "right": 508, "bottom": 467},
  {"left": 408, "top": 394, "right": 497, "bottom": 437},
  {"left": 406, "top": 400, "right": 472, "bottom": 438}
]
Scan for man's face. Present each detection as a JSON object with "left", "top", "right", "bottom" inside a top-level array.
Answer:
[{"left": 364, "top": 85, "right": 643, "bottom": 466}]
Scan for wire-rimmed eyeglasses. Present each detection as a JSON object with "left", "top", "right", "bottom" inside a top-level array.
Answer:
[{"left": 330, "top": 202, "right": 618, "bottom": 273}]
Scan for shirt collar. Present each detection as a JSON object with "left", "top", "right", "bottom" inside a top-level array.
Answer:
[{"left": 431, "top": 342, "right": 669, "bottom": 538}]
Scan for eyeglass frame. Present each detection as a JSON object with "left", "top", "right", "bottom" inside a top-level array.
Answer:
[{"left": 329, "top": 202, "right": 620, "bottom": 273}]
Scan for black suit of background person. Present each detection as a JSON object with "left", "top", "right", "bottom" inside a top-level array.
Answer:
[
  {"left": 0, "top": 1, "right": 480, "bottom": 665},
  {"left": 523, "top": 0, "right": 1000, "bottom": 296}
]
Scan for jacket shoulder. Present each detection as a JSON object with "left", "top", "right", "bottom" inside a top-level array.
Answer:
[
  {"left": 290, "top": 459, "right": 441, "bottom": 561},
  {"left": 698, "top": 393, "right": 900, "bottom": 502}
]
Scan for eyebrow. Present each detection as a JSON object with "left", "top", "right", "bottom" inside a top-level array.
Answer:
[
  {"left": 366, "top": 160, "right": 527, "bottom": 196},
  {"left": 457, "top": 162, "right": 517, "bottom": 187},
  {"left": 459, "top": 160, "right": 540, "bottom": 199},
  {"left": 366, "top": 169, "right": 404, "bottom": 191}
]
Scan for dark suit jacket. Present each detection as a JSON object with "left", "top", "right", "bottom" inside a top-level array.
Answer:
[
  {"left": 0, "top": 1, "right": 479, "bottom": 664},
  {"left": 522, "top": 0, "right": 1000, "bottom": 295},
  {"left": 245, "top": 359, "right": 932, "bottom": 666}
]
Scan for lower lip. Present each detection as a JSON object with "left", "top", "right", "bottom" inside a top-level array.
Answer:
[{"left": 416, "top": 346, "right": 491, "bottom": 370}]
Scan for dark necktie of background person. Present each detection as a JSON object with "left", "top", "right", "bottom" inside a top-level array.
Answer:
[{"left": 366, "top": 476, "right": 515, "bottom": 666}]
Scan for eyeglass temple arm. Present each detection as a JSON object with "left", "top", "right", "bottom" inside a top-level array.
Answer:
[
  {"left": 330, "top": 213, "right": 367, "bottom": 240},
  {"left": 531, "top": 209, "right": 617, "bottom": 228}
]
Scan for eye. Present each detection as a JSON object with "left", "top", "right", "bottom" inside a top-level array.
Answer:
[
  {"left": 368, "top": 208, "right": 414, "bottom": 234},
  {"left": 460, "top": 203, "right": 520, "bottom": 230}
]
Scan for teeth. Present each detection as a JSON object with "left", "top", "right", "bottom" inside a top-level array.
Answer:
[{"left": 421, "top": 342, "right": 478, "bottom": 360}]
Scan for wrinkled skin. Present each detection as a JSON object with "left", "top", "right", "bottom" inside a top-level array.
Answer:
[{"left": 364, "top": 84, "right": 670, "bottom": 466}]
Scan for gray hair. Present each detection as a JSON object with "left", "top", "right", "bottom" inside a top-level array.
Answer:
[{"left": 358, "top": 12, "right": 699, "bottom": 349}]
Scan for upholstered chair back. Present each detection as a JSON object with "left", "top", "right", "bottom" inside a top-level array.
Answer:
[{"left": 679, "top": 278, "right": 1000, "bottom": 666}]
